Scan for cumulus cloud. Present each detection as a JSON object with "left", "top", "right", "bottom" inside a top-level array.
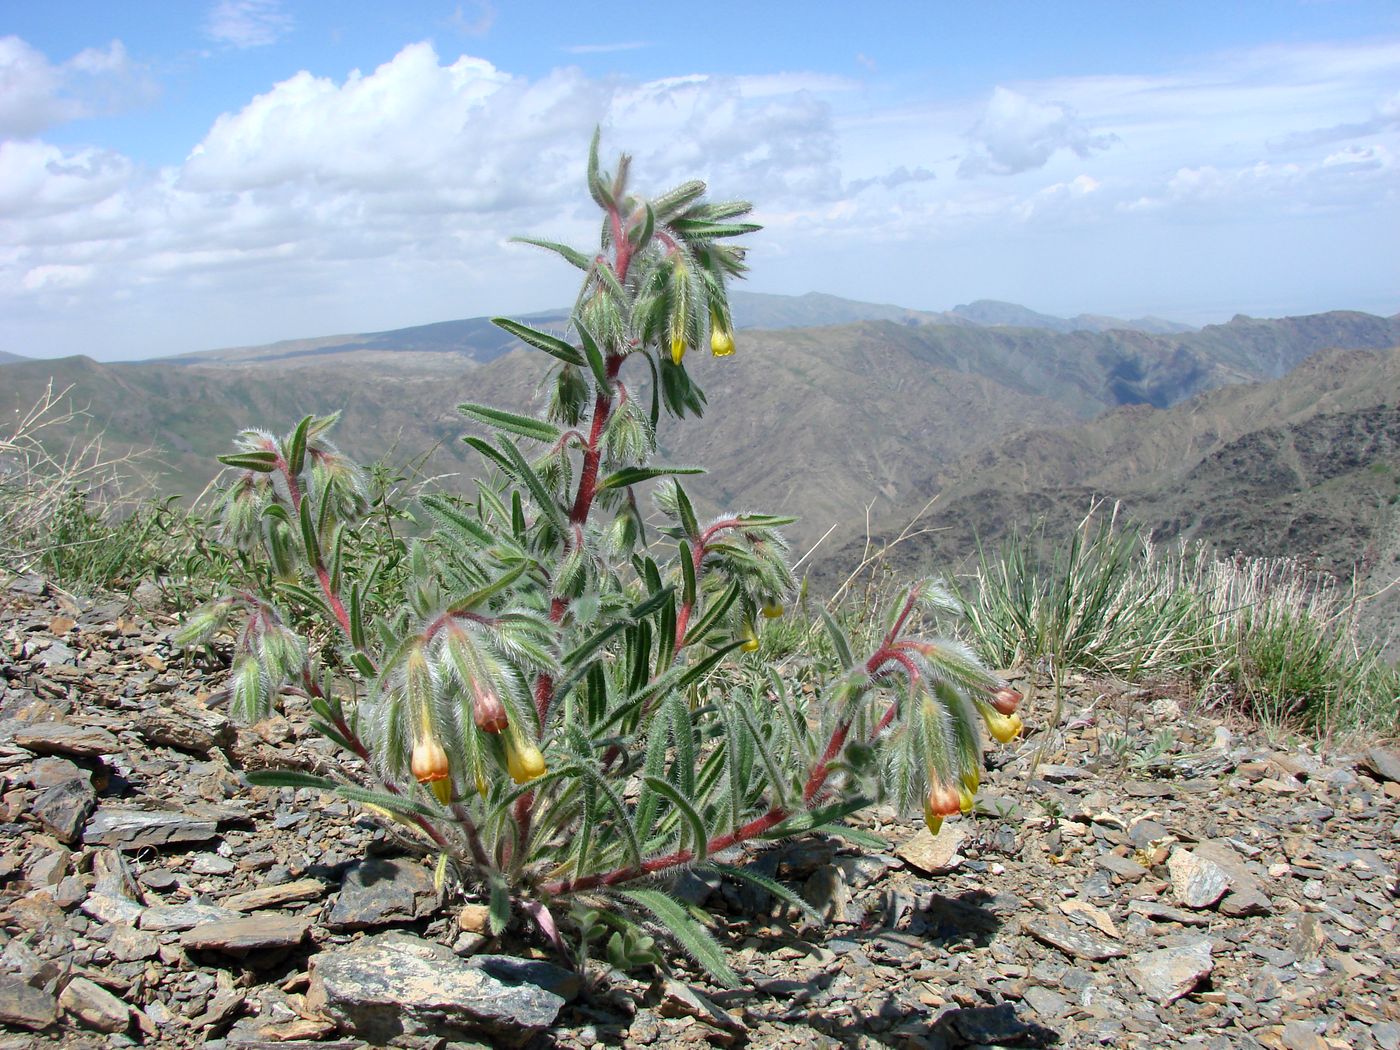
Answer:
[
  {"left": 205, "top": 0, "right": 294, "bottom": 49},
  {"left": 958, "top": 86, "right": 1117, "bottom": 177},
  {"left": 0, "top": 36, "right": 155, "bottom": 137}
]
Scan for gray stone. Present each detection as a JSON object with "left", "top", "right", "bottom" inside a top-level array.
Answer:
[
  {"left": 180, "top": 914, "right": 311, "bottom": 956},
  {"left": 137, "top": 701, "right": 234, "bottom": 756},
  {"left": 107, "top": 925, "right": 160, "bottom": 962},
  {"left": 942, "top": 1004, "right": 1049, "bottom": 1046},
  {"left": 190, "top": 853, "right": 236, "bottom": 875},
  {"left": 1023, "top": 985, "right": 1070, "bottom": 1019},
  {"left": 656, "top": 979, "right": 745, "bottom": 1040},
  {"left": 1131, "top": 939, "right": 1214, "bottom": 1004},
  {"left": 467, "top": 955, "right": 583, "bottom": 1003},
  {"left": 1128, "top": 898, "right": 1214, "bottom": 926},
  {"left": 59, "top": 976, "right": 130, "bottom": 1033},
  {"left": 1218, "top": 886, "right": 1273, "bottom": 917},
  {"left": 306, "top": 933, "right": 563, "bottom": 1047},
  {"left": 1362, "top": 747, "right": 1400, "bottom": 783},
  {"left": 81, "top": 891, "right": 146, "bottom": 926},
  {"left": 327, "top": 856, "right": 439, "bottom": 930},
  {"left": 1168, "top": 848, "right": 1231, "bottom": 909},
  {"left": 84, "top": 806, "right": 218, "bottom": 850},
  {"left": 897, "top": 826, "right": 966, "bottom": 875},
  {"left": 0, "top": 974, "right": 58, "bottom": 1030},
  {"left": 1128, "top": 818, "right": 1171, "bottom": 848},
  {"left": 1024, "top": 918, "right": 1127, "bottom": 961},
  {"left": 1372, "top": 1021, "right": 1400, "bottom": 1050},
  {"left": 139, "top": 903, "right": 238, "bottom": 931},
  {"left": 14, "top": 721, "right": 119, "bottom": 758},
  {"left": 1097, "top": 852, "right": 1150, "bottom": 882},
  {"left": 1280, "top": 1021, "right": 1329, "bottom": 1050},
  {"left": 36, "top": 640, "right": 77, "bottom": 667},
  {"left": 29, "top": 768, "right": 95, "bottom": 845}
]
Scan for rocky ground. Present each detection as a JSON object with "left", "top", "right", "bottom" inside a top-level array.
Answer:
[{"left": 0, "top": 575, "right": 1397, "bottom": 1050}]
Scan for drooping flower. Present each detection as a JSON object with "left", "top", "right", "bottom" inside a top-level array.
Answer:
[
  {"left": 710, "top": 323, "right": 735, "bottom": 357},
  {"left": 411, "top": 737, "right": 453, "bottom": 805},
  {"left": 760, "top": 600, "right": 784, "bottom": 619},
  {"left": 985, "top": 709, "right": 1023, "bottom": 744},
  {"left": 990, "top": 686, "right": 1023, "bottom": 716},
  {"left": 924, "top": 781, "right": 961, "bottom": 835},
  {"left": 671, "top": 335, "right": 686, "bottom": 365},
  {"left": 506, "top": 735, "right": 547, "bottom": 785}
]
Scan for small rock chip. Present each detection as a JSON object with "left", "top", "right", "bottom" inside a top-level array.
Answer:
[
  {"left": 458, "top": 903, "right": 492, "bottom": 934},
  {"left": 84, "top": 806, "right": 219, "bottom": 850},
  {"left": 1127, "top": 898, "right": 1214, "bottom": 926},
  {"left": 656, "top": 979, "right": 744, "bottom": 1042},
  {"left": 1097, "top": 852, "right": 1150, "bottom": 882},
  {"left": 1024, "top": 918, "right": 1127, "bottom": 961},
  {"left": 30, "top": 775, "right": 96, "bottom": 845},
  {"left": 897, "top": 825, "right": 966, "bottom": 875},
  {"left": 327, "top": 857, "right": 439, "bottom": 930},
  {"left": 1132, "top": 939, "right": 1214, "bottom": 1004},
  {"left": 137, "top": 701, "right": 234, "bottom": 757},
  {"left": 1023, "top": 986, "right": 1070, "bottom": 1019},
  {"left": 14, "top": 721, "right": 119, "bottom": 758},
  {"left": 180, "top": 914, "right": 311, "bottom": 956},
  {"left": 1168, "top": 848, "right": 1231, "bottom": 909},
  {"left": 108, "top": 925, "right": 161, "bottom": 962},
  {"left": 59, "top": 977, "right": 130, "bottom": 1033},
  {"left": 0, "top": 974, "right": 58, "bottom": 1031},
  {"left": 307, "top": 932, "right": 563, "bottom": 1047}
]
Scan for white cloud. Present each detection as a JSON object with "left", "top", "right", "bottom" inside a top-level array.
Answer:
[
  {"left": 205, "top": 0, "right": 294, "bottom": 49},
  {"left": 958, "top": 86, "right": 1117, "bottom": 177},
  {"left": 1, "top": 34, "right": 1397, "bottom": 359},
  {"left": 0, "top": 36, "right": 155, "bottom": 137}
]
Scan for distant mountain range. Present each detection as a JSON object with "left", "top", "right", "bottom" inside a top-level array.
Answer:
[{"left": 4, "top": 291, "right": 1398, "bottom": 645}]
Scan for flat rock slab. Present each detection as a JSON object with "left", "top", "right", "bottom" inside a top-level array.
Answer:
[
  {"left": 85, "top": 806, "right": 219, "bottom": 850},
  {"left": 0, "top": 974, "right": 58, "bottom": 1031},
  {"left": 222, "top": 878, "right": 328, "bottom": 912},
  {"left": 467, "top": 955, "right": 583, "bottom": 1003},
  {"left": 307, "top": 933, "right": 564, "bottom": 1047},
  {"left": 1132, "top": 939, "right": 1214, "bottom": 1004},
  {"left": 180, "top": 915, "right": 311, "bottom": 956},
  {"left": 1168, "top": 847, "right": 1232, "bottom": 909},
  {"left": 140, "top": 903, "right": 240, "bottom": 932},
  {"left": 15, "top": 721, "right": 119, "bottom": 758},
  {"left": 31, "top": 775, "right": 96, "bottom": 845},
  {"left": 896, "top": 825, "right": 966, "bottom": 875},
  {"left": 1024, "top": 918, "right": 1127, "bottom": 961},
  {"left": 1362, "top": 747, "right": 1400, "bottom": 783},
  {"left": 1128, "top": 898, "right": 1215, "bottom": 926},
  {"left": 327, "top": 857, "right": 438, "bottom": 930},
  {"left": 59, "top": 976, "right": 131, "bottom": 1033}
]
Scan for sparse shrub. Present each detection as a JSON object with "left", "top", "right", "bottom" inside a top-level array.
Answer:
[{"left": 176, "top": 134, "right": 1022, "bottom": 982}]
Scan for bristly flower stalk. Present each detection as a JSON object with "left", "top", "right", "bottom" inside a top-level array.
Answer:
[{"left": 177, "top": 129, "right": 1020, "bottom": 986}]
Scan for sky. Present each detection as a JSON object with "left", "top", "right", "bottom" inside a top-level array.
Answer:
[{"left": 2, "top": 1, "right": 1398, "bottom": 361}]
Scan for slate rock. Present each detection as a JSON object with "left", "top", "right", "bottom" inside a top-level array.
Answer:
[
  {"left": 1132, "top": 939, "right": 1214, "bottom": 1004},
  {"left": 467, "top": 954, "right": 583, "bottom": 1002},
  {"left": 59, "top": 976, "right": 131, "bottom": 1033},
  {"left": 1096, "top": 852, "right": 1149, "bottom": 882},
  {"left": 327, "top": 857, "right": 439, "bottom": 930},
  {"left": 140, "top": 903, "right": 239, "bottom": 931},
  {"left": 222, "top": 878, "right": 327, "bottom": 912},
  {"left": 30, "top": 771, "right": 96, "bottom": 845},
  {"left": 656, "top": 979, "right": 744, "bottom": 1042},
  {"left": 137, "top": 700, "right": 234, "bottom": 756},
  {"left": 1362, "top": 747, "right": 1400, "bottom": 783},
  {"left": 14, "top": 721, "right": 119, "bottom": 758},
  {"left": 180, "top": 914, "right": 311, "bottom": 956},
  {"left": 0, "top": 974, "right": 58, "bottom": 1030},
  {"left": 897, "top": 825, "right": 967, "bottom": 875},
  {"left": 84, "top": 806, "right": 219, "bottom": 850},
  {"left": 306, "top": 933, "right": 564, "bottom": 1047},
  {"left": 941, "top": 1003, "right": 1054, "bottom": 1047},
  {"left": 1024, "top": 918, "right": 1127, "bottom": 961},
  {"left": 1168, "top": 848, "right": 1231, "bottom": 909}
]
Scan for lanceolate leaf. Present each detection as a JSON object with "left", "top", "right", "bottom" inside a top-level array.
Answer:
[
  {"left": 490, "top": 318, "right": 585, "bottom": 367},
  {"left": 459, "top": 403, "right": 562, "bottom": 444},
  {"left": 710, "top": 863, "right": 822, "bottom": 924},
  {"left": 597, "top": 466, "right": 704, "bottom": 492},
  {"left": 218, "top": 450, "right": 278, "bottom": 472},
  {"left": 618, "top": 889, "right": 738, "bottom": 988},
  {"left": 575, "top": 318, "right": 610, "bottom": 389},
  {"left": 510, "top": 236, "right": 591, "bottom": 271},
  {"left": 244, "top": 770, "right": 338, "bottom": 791}
]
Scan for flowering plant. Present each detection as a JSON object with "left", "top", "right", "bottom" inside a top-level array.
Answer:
[{"left": 177, "top": 132, "right": 1022, "bottom": 983}]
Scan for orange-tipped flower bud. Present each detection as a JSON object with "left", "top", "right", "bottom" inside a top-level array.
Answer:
[
  {"left": 990, "top": 687, "right": 1023, "bottom": 716},
  {"left": 506, "top": 739, "right": 546, "bottom": 785},
  {"left": 472, "top": 684, "right": 508, "bottom": 734},
  {"left": 985, "top": 709, "right": 1024, "bottom": 744},
  {"left": 927, "top": 781, "right": 962, "bottom": 818},
  {"left": 411, "top": 737, "right": 452, "bottom": 804},
  {"left": 710, "top": 326, "right": 735, "bottom": 358}
]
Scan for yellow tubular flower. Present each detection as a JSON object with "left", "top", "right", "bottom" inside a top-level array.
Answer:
[
  {"left": 985, "top": 710, "right": 1024, "bottom": 744},
  {"left": 505, "top": 734, "right": 546, "bottom": 785},
  {"left": 960, "top": 768, "right": 980, "bottom": 794},
  {"left": 925, "top": 781, "right": 960, "bottom": 834},
  {"left": 671, "top": 334, "right": 686, "bottom": 365},
  {"left": 761, "top": 601, "right": 784, "bottom": 619},
  {"left": 710, "top": 325, "right": 735, "bottom": 357},
  {"left": 740, "top": 621, "right": 760, "bottom": 652},
  {"left": 410, "top": 737, "right": 453, "bottom": 804}
]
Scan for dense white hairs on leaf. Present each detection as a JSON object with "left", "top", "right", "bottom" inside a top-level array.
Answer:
[
  {"left": 916, "top": 636, "right": 996, "bottom": 695},
  {"left": 934, "top": 680, "right": 985, "bottom": 777},
  {"left": 915, "top": 578, "right": 962, "bottom": 618},
  {"left": 233, "top": 427, "right": 276, "bottom": 452}
]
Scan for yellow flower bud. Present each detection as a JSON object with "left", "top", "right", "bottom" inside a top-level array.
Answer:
[
  {"left": 958, "top": 784, "right": 975, "bottom": 813},
  {"left": 710, "top": 326, "right": 735, "bottom": 357},
  {"left": 985, "top": 710, "right": 1023, "bottom": 744},
  {"left": 740, "top": 621, "right": 760, "bottom": 652},
  {"left": 960, "top": 768, "right": 980, "bottom": 794},
  {"left": 429, "top": 778, "right": 454, "bottom": 805},
  {"left": 671, "top": 335, "right": 686, "bottom": 365},
  {"left": 760, "top": 601, "right": 784, "bottom": 619},
  {"left": 475, "top": 770, "right": 488, "bottom": 797}
]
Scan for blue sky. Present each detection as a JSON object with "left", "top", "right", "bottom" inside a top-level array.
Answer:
[{"left": 3, "top": 1, "right": 1398, "bottom": 359}]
